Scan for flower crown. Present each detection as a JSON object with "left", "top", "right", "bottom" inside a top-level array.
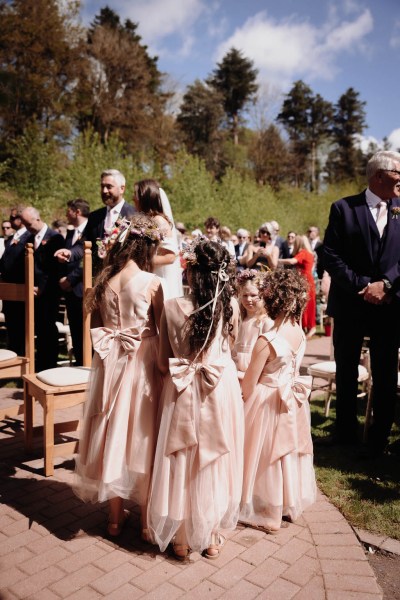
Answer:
[
  {"left": 180, "top": 235, "right": 208, "bottom": 265},
  {"left": 97, "top": 216, "right": 163, "bottom": 258},
  {"left": 236, "top": 269, "right": 266, "bottom": 287}
]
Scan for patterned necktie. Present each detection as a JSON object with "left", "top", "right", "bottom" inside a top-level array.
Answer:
[
  {"left": 376, "top": 201, "right": 388, "bottom": 237},
  {"left": 72, "top": 228, "right": 80, "bottom": 245},
  {"left": 104, "top": 208, "right": 113, "bottom": 232}
]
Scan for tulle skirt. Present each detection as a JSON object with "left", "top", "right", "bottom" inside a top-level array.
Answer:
[
  {"left": 73, "top": 335, "right": 163, "bottom": 506},
  {"left": 240, "top": 384, "right": 316, "bottom": 530},
  {"left": 148, "top": 361, "right": 244, "bottom": 553}
]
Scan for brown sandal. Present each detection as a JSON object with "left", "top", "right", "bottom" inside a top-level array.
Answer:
[
  {"left": 172, "top": 543, "right": 191, "bottom": 561},
  {"left": 204, "top": 532, "right": 226, "bottom": 559}
]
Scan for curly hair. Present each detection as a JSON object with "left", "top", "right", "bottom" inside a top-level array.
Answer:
[
  {"left": 185, "top": 239, "right": 235, "bottom": 356},
  {"left": 236, "top": 270, "right": 266, "bottom": 319},
  {"left": 260, "top": 269, "right": 309, "bottom": 321},
  {"left": 87, "top": 214, "right": 160, "bottom": 312}
]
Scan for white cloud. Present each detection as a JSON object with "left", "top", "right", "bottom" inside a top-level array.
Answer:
[
  {"left": 388, "top": 128, "right": 400, "bottom": 151},
  {"left": 214, "top": 8, "right": 373, "bottom": 87},
  {"left": 389, "top": 19, "right": 400, "bottom": 49}
]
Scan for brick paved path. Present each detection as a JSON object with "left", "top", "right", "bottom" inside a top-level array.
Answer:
[{"left": 0, "top": 335, "right": 383, "bottom": 599}]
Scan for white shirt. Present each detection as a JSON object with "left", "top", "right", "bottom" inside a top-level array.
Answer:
[
  {"left": 34, "top": 225, "right": 48, "bottom": 249},
  {"left": 105, "top": 199, "right": 125, "bottom": 230},
  {"left": 366, "top": 188, "right": 386, "bottom": 220},
  {"left": 72, "top": 219, "right": 88, "bottom": 245},
  {"left": 12, "top": 226, "right": 27, "bottom": 243}
]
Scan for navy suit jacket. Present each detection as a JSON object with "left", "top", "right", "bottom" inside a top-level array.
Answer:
[
  {"left": 60, "top": 225, "right": 88, "bottom": 298},
  {"left": 0, "top": 230, "right": 32, "bottom": 283},
  {"left": 323, "top": 190, "right": 400, "bottom": 317},
  {"left": 28, "top": 228, "right": 65, "bottom": 296}
]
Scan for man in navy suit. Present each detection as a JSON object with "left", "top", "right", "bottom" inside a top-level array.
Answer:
[
  {"left": 21, "top": 207, "right": 65, "bottom": 371},
  {"left": 56, "top": 199, "right": 89, "bottom": 366},
  {"left": 0, "top": 210, "right": 31, "bottom": 355},
  {"left": 323, "top": 151, "right": 400, "bottom": 457},
  {"left": 86, "top": 169, "right": 136, "bottom": 273}
]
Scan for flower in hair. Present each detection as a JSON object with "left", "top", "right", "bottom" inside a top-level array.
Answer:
[
  {"left": 96, "top": 216, "right": 163, "bottom": 258},
  {"left": 236, "top": 269, "right": 266, "bottom": 288},
  {"left": 180, "top": 235, "right": 207, "bottom": 266}
]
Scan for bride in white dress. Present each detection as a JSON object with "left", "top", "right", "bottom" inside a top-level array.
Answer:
[{"left": 133, "top": 180, "right": 183, "bottom": 299}]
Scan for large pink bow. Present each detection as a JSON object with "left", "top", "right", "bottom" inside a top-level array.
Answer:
[
  {"left": 165, "top": 358, "right": 230, "bottom": 470},
  {"left": 89, "top": 326, "right": 143, "bottom": 417},
  {"left": 91, "top": 326, "right": 142, "bottom": 360},
  {"left": 270, "top": 373, "right": 313, "bottom": 462}
]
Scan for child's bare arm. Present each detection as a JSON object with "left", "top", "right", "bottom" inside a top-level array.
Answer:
[{"left": 241, "top": 336, "right": 270, "bottom": 401}]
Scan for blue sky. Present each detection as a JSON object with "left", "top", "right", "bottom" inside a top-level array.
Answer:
[{"left": 80, "top": 0, "right": 400, "bottom": 150}]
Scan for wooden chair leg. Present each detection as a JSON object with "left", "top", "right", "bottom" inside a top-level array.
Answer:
[
  {"left": 24, "top": 383, "right": 34, "bottom": 453},
  {"left": 43, "top": 394, "right": 55, "bottom": 477},
  {"left": 325, "top": 379, "right": 334, "bottom": 417}
]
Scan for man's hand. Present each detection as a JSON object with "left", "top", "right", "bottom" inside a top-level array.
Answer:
[
  {"left": 358, "top": 281, "right": 389, "bottom": 304},
  {"left": 59, "top": 277, "right": 72, "bottom": 292},
  {"left": 54, "top": 248, "right": 71, "bottom": 263}
]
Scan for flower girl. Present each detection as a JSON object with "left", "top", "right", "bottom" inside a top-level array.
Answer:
[
  {"left": 148, "top": 238, "right": 244, "bottom": 560},
  {"left": 240, "top": 269, "right": 316, "bottom": 532},
  {"left": 73, "top": 215, "right": 164, "bottom": 540},
  {"left": 234, "top": 269, "right": 274, "bottom": 380}
]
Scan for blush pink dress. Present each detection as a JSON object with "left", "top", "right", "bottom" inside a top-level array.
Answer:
[
  {"left": 148, "top": 296, "right": 244, "bottom": 553},
  {"left": 233, "top": 314, "right": 274, "bottom": 380},
  {"left": 240, "top": 328, "right": 316, "bottom": 530},
  {"left": 73, "top": 271, "right": 163, "bottom": 507}
]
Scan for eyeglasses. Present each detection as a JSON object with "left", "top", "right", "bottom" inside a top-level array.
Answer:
[
  {"left": 382, "top": 169, "right": 400, "bottom": 177},
  {"left": 237, "top": 235, "right": 246, "bottom": 239},
  {"left": 259, "top": 230, "right": 271, "bottom": 236}
]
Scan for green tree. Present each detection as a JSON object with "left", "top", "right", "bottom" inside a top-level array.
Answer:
[
  {"left": 77, "top": 7, "right": 169, "bottom": 160},
  {"left": 208, "top": 48, "right": 258, "bottom": 146},
  {"left": 326, "top": 88, "right": 367, "bottom": 181},
  {"left": 0, "top": 0, "right": 83, "bottom": 153},
  {"left": 177, "top": 80, "right": 225, "bottom": 173},
  {"left": 277, "top": 81, "right": 333, "bottom": 189},
  {"left": 247, "top": 124, "right": 292, "bottom": 189}
]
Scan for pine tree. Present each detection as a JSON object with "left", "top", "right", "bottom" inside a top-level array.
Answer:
[{"left": 208, "top": 48, "right": 258, "bottom": 146}]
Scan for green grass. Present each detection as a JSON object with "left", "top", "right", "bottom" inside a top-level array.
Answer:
[{"left": 311, "top": 396, "right": 400, "bottom": 540}]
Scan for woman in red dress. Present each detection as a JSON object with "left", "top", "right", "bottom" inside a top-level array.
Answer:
[{"left": 278, "top": 235, "right": 316, "bottom": 339}]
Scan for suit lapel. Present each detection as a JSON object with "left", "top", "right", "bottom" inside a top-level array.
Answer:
[{"left": 354, "top": 191, "right": 373, "bottom": 260}]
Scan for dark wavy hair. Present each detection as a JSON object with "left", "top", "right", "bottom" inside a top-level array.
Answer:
[
  {"left": 87, "top": 214, "right": 160, "bottom": 312},
  {"left": 185, "top": 239, "right": 235, "bottom": 355},
  {"left": 260, "top": 269, "right": 309, "bottom": 321}
]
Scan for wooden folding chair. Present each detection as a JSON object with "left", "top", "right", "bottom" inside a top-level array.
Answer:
[
  {"left": 23, "top": 242, "right": 93, "bottom": 476},
  {"left": 0, "top": 243, "right": 35, "bottom": 419}
]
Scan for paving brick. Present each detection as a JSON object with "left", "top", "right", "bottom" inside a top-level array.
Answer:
[
  {"left": 304, "top": 510, "right": 346, "bottom": 523},
  {"left": 62, "top": 535, "right": 97, "bottom": 553},
  {"left": 273, "top": 538, "right": 313, "bottom": 564},
  {"left": 240, "top": 538, "right": 281, "bottom": 566},
  {"left": 292, "top": 575, "right": 326, "bottom": 600},
  {"left": 179, "top": 579, "right": 224, "bottom": 599},
  {"left": 245, "top": 556, "right": 288, "bottom": 588},
  {"left": 324, "top": 573, "right": 381, "bottom": 594},
  {"left": 0, "top": 567, "right": 26, "bottom": 589},
  {"left": 218, "top": 579, "right": 262, "bottom": 599},
  {"left": 261, "top": 577, "right": 300, "bottom": 599},
  {"left": 353, "top": 528, "right": 386, "bottom": 548},
  {"left": 130, "top": 551, "right": 166, "bottom": 571},
  {"left": 91, "top": 562, "right": 145, "bottom": 595},
  {"left": 198, "top": 539, "right": 245, "bottom": 567},
  {"left": 64, "top": 587, "right": 102, "bottom": 600},
  {"left": 232, "top": 527, "right": 267, "bottom": 547},
  {"left": 170, "top": 559, "right": 217, "bottom": 591},
  {"left": 208, "top": 557, "right": 255, "bottom": 590},
  {"left": 296, "top": 529, "right": 313, "bottom": 543},
  {"left": 0, "top": 589, "right": 18, "bottom": 600},
  {"left": 326, "top": 592, "right": 383, "bottom": 600},
  {"left": 0, "top": 514, "right": 18, "bottom": 529},
  {"left": 0, "top": 547, "right": 36, "bottom": 569},
  {"left": 282, "top": 555, "right": 319, "bottom": 586},
  {"left": 380, "top": 537, "right": 400, "bottom": 555},
  {"left": 93, "top": 548, "right": 133, "bottom": 572},
  {"left": 313, "top": 533, "right": 359, "bottom": 547},
  {"left": 20, "top": 546, "right": 71, "bottom": 575},
  {"left": 133, "top": 561, "right": 182, "bottom": 592},
  {"left": 272, "top": 524, "right": 304, "bottom": 546},
  {"left": 308, "top": 521, "right": 353, "bottom": 535},
  {"left": 10, "top": 565, "right": 65, "bottom": 598},
  {"left": 105, "top": 583, "right": 145, "bottom": 599},
  {"left": 0, "top": 530, "right": 42, "bottom": 557},
  {"left": 316, "top": 545, "right": 367, "bottom": 561},
  {"left": 50, "top": 564, "right": 104, "bottom": 598},
  {"left": 26, "top": 534, "right": 62, "bottom": 555},
  {"left": 141, "top": 581, "right": 184, "bottom": 599},
  {"left": 25, "top": 589, "right": 60, "bottom": 600},
  {"left": 320, "top": 558, "right": 375, "bottom": 576},
  {"left": 56, "top": 544, "right": 108, "bottom": 573}
]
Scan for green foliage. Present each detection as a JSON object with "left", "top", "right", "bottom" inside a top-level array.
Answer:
[
  {"left": 4, "top": 122, "right": 66, "bottom": 219},
  {"left": 59, "top": 128, "right": 146, "bottom": 210}
]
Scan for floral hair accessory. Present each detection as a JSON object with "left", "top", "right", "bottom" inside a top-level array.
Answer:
[
  {"left": 236, "top": 269, "right": 266, "bottom": 288},
  {"left": 391, "top": 207, "right": 400, "bottom": 220},
  {"left": 180, "top": 235, "right": 208, "bottom": 265},
  {"left": 96, "top": 216, "right": 163, "bottom": 258}
]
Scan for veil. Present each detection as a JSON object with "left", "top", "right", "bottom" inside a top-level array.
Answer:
[{"left": 159, "top": 187, "right": 179, "bottom": 247}]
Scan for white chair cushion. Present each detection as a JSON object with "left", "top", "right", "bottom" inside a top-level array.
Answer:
[
  {"left": 56, "top": 321, "right": 71, "bottom": 334},
  {"left": 36, "top": 367, "right": 91, "bottom": 386},
  {"left": 0, "top": 349, "right": 18, "bottom": 361},
  {"left": 308, "top": 361, "right": 336, "bottom": 376},
  {"left": 308, "top": 361, "right": 368, "bottom": 381}
]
